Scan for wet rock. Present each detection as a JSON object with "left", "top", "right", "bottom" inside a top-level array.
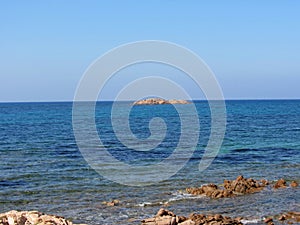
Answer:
[
  {"left": 186, "top": 175, "right": 266, "bottom": 198},
  {"left": 142, "top": 209, "right": 177, "bottom": 225},
  {"left": 178, "top": 219, "right": 195, "bottom": 225},
  {"left": 225, "top": 175, "right": 266, "bottom": 194},
  {"left": 185, "top": 187, "right": 204, "bottom": 195},
  {"left": 102, "top": 199, "right": 120, "bottom": 206},
  {"left": 156, "top": 209, "right": 175, "bottom": 218},
  {"left": 264, "top": 217, "right": 273, "bottom": 223},
  {"left": 290, "top": 180, "right": 298, "bottom": 188},
  {"left": 262, "top": 212, "right": 300, "bottom": 224},
  {"left": 142, "top": 217, "right": 156, "bottom": 225},
  {"left": 0, "top": 210, "right": 86, "bottom": 225},
  {"left": 274, "top": 178, "right": 287, "bottom": 188},
  {"left": 285, "top": 212, "right": 300, "bottom": 223},
  {"left": 142, "top": 209, "right": 242, "bottom": 225},
  {"left": 261, "top": 179, "right": 269, "bottom": 186},
  {"left": 278, "top": 214, "right": 286, "bottom": 221},
  {"left": 155, "top": 215, "right": 176, "bottom": 225},
  {"left": 176, "top": 216, "right": 187, "bottom": 224}
]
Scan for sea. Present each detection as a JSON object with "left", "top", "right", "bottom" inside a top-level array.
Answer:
[{"left": 0, "top": 100, "right": 299, "bottom": 225}]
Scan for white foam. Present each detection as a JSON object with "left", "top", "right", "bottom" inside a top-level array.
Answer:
[
  {"left": 167, "top": 191, "right": 204, "bottom": 203},
  {"left": 136, "top": 191, "right": 204, "bottom": 207},
  {"left": 136, "top": 201, "right": 167, "bottom": 207},
  {"left": 240, "top": 218, "right": 261, "bottom": 224},
  {"left": 137, "top": 202, "right": 153, "bottom": 207}
]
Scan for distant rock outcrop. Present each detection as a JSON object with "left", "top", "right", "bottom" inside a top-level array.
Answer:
[{"left": 133, "top": 98, "right": 190, "bottom": 105}]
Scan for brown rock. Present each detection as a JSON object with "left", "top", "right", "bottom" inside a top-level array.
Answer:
[
  {"left": 274, "top": 178, "right": 287, "bottom": 188},
  {"left": 261, "top": 179, "right": 269, "bottom": 186},
  {"left": 186, "top": 187, "right": 204, "bottom": 195},
  {"left": 214, "top": 214, "right": 223, "bottom": 221},
  {"left": 235, "top": 217, "right": 243, "bottom": 222},
  {"left": 156, "top": 208, "right": 175, "bottom": 217},
  {"left": 290, "top": 181, "right": 298, "bottom": 188},
  {"left": 236, "top": 175, "right": 244, "bottom": 181},
  {"left": 102, "top": 199, "right": 120, "bottom": 206},
  {"left": 155, "top": 215, "right": 176, "bottom": 225},
  {"left": 187, "top": 176, "right": 269, "bottom": 199},
  {"left": 141, "top": 217, "right": 156, "bottom": 223},
  {"left": 264, "top": 217, "right": 273, "bottom": 223},
  {"left": 287, "top": 211, "right": 300, "bottom": 222},
  {"left": 0, "top": 210, "right": 86, "bottom": 225},
  {"left": 278, "top": 214, "right": 286, "bottom": 221},
  {"left": 178, "top": 219, "right": 195, "bottom": 225},
  {"left": 17, "top": 215, "right": 27, "bottom": 225},
  {"left": 176, "top": 216, "right": 187, "bottom": 223}
]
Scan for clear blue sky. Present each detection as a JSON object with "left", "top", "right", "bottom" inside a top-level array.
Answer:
[{"left": 0, "top": 1, "right": 299, "bottom": 101}]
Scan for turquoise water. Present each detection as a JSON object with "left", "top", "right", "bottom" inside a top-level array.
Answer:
[{"left": 0, "top": 100, "right": 299, "bottom": 224}]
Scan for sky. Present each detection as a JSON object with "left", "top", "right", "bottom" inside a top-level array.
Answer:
[{"left": 0, "top": 1, "right": 299, "bottom": 102}]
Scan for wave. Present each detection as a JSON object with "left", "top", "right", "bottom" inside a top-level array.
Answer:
[
  {"left": 240, "top": 218, "right": 261, "bottom": 224},
  {"left": 167, "top": 191, "right": 204, "bottom": 203},
  {"left": 136, "top": 191, "right": 204, "bottom": 207}
]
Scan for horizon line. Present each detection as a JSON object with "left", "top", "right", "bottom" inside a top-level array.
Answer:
[{"left": 1, "top": 98, "right": 300, "bottom": 103}]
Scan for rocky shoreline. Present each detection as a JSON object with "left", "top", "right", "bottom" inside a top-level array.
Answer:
[
  {"left": 1, "top": 176, "right": 298, "bottom": 225},
  {"left": 142, "top": 208, "right": 243, "bottom": 225},
  {"left": 142, "top": 208, "right": 300, "bottom": 225},
  {"left": 133, "top": 98, "right": 190, "bottom": 105},
  {"left": 1, "top": 209, "right": 299, "bottom": 225},
  {"left": 186, "top": 175, "right": 298, "bottom": 199}
]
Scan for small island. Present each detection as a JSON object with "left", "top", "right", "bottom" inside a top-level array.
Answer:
[{"left": 133, "top": 98, "right": 191, "bottom": 105}]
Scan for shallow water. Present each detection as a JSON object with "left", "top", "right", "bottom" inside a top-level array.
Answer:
[{"left": 0, "top": 100, "right": 299, "bottom": 224}]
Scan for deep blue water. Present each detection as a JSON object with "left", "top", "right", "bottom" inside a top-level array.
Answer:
[{"left": 0, "top": 100, "right": 299, "bottom": 224}]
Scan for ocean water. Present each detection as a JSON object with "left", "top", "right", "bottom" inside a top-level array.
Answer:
[{"left": 0, "top": 100, "right": 299, "bottom": 225}]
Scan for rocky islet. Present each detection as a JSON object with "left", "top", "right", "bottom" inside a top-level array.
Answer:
[{"left": 133, "top": 98, "right": 190, "bottom": 105}]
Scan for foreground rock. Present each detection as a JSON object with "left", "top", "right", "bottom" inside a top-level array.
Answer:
[
  {"left": 264, "top": 211, "right": 300, "bottom": 224},
  {"left": 141, "top": 208, "right": 242, "bottom": 225},
  {"left": 186, "top": 176, "right": 298, "bottom": 199},
  {"left": 133, "top": 98, "right": 190, "bottom": 105},
  {"left": 0, "top": 210, "right": 86, "bottom": 225}
]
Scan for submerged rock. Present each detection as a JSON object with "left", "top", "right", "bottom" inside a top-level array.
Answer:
[
  {"left": 141, "top": 208, "right": 242, "bottom": 225},
  {"left": 133, "top": 98, "right": 190, "bottom": 105},
  {"left": 290, "top": 180, "right": 298, "bottom": 188},
  {"left": 0, "top": 210, "right": 87, "bottom": 225},
  {"left": 102, "top": 199, "right": 120, "bottom": 206}
]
